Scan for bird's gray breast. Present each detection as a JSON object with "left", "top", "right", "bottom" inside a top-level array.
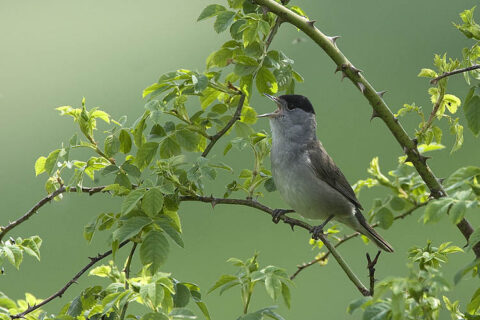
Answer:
[{"left": 270, "top": 140, "right": 355, "bottom": 221}]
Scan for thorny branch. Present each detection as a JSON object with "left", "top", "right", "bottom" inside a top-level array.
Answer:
[
  {"left": 430, "top": 64, "right": 480, "bottom": 84},
  {"left": 252, "top": 0, "right": 480, "bottom": 258},
  {"left": 180, "top": 195, "right": 375, "bottom": 296},
  {"left": 290, "top": 202, "right": 428, "bottom": 280},
  {"left": 10, "top": 240, "right": 130, "bottom": 319}
]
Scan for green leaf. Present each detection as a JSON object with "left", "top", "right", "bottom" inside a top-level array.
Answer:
[
  {"left": 34, "top": 156, "right": 47, "bottom": 176},
  {"left": 21, "top": 238, "right": 41, "bottom": 261},
  {"left": 113, "top": 216, "right": 151, "bottom": 243},
  {"left": 423, "top": 198, "right": 452, "bottom": 223},
  {"left": 197, "top": 4, "right": 226, "bottom": 21},
  {"left": 119, "top": 129, "right": 132, "bottom": 153},
  {"left": 136, "top": 142, "right": 159, "bottom": 169},
  {"left": 347, "top": 297, "right": 370, "bottom": 314},
  {"left": 214, "top": 11, "right": 235, "bottom": 33},
  {"left": 362, "top": 302, "right": 390, "bottom": 320},
  {"left": 140, "top": 230, "right": 169, "bottom": 273},
  {"left": 200, "top": 87, "right": 221, "bottom": 109},
  {"left": 44, "top": 149, "right": 61, "bottom": 175},
  {"left": 157, "top": 217, "right": 184, "bottom": 248},
  {"left": 208, "top": 274, "right": 238, "bottom": 294},
  {"left": 115, "top": 173, "right": 132, "bottom": 189},
  {"left": 450, "top": 200, "right": 467, "bottom": 224},
  {"left": 418, "top": 68, "right": 438, "bottom": 78},
  {"left": 463, "top": 91, "right": 480, "bottom": 136},
  {"left": 235, "top": 55, "right": 258, "bottom": 66},
  {"left": 173, "top": 284, "right": 190, "bottom": 308},
  {"left": 142, "top": 187, "right": 164, "bottom": 217},
  {"left": 121, "top": 189, "right": 146, "bottom": 214},
  {"left": 176, "top": 130, "right": 201, "bottom": 152},
  {"left": 160, "top": 136, "right": 181, "bottom": 159},
  {"left": 375, "top": 207, "right": 394, "bottom": 229},
  {"left": 264, "top": 178, "right": 276, "bottom": 192},
  {"left": 104, "top": 135, "right": 120, "bottom": 157},
  {"left": 389, "top": 197, "right": 405, "bottom": 211},
  {"left": 446, "top": 166, "right": 480, "bottom": 187},
  {"left": 256, "top": 67, "right": 278, "bottom": 94},
  {"left": 141, "top": 312, "right": 169, "bottom": 320},
  {"left": 265, "top": 274, "right": 282, "bottom": 301},
  {"left": 281, "top": 283, "right": 291, "bottom": 309},
  {"left": 240, "top": 106, "right": 257, "bottom": 124},
  {"left": 170, "top": 308, "right": 196, "bottom": 319},
  {"left": 443, "top": 94, "right": 461, "bottom": 114},
  {"left": 467, "top": 288, "right": 480, "bottom": 314},
  {"left": 122, "top": 163, "right": 141, "bottom": 178},
  {"left": 67, "top": 296, "right": 83, "bottom": 317}
]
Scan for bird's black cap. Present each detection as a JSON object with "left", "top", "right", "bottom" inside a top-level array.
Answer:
[{"left": 279, "top": 95, "right": 315, "bottom": 114}]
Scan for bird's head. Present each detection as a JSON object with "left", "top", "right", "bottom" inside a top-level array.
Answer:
[{"left": 258, "top": 94, "right": 317, "bottom": 141}]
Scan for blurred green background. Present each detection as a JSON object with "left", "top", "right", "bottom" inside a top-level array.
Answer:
[{"left": 1, "top": 0, "right": 480, "bottom": 319}]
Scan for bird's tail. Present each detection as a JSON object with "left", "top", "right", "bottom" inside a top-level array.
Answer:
[{"left": 354, "top": 208, "right": 394, "bottom": 253}]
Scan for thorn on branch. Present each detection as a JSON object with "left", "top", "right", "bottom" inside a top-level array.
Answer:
[
  {"left": 418, "top": 155, "right": 431, "bottom": 165},
  {"left": 357, "top": 82, "right": 365, "bottom": 93},
  {"left": 349, "top": 65, "right": 363, "bottom": 76},
  {"left": 370, "top": 109, "right": 380, "bottom": 121},
  {"left": 327, "top": 35, "right": 341, "bottom": 47},
  {"left": 438, "top": 178, "right": 445, "bottom": 185},
  {"left": 393, "top": 116, "right": 399, "bottom": 123},
  {"left": 376, "top": 90, "right": 387, "bottom": 98},
  {"left": 412, "top": 138, "right": 418, "bottom": 146},
  {"left": 307, "top": 20, "right": 316, "bottom": 27},
  {"left": 334, "top": 63, "right": 347, "bottom": 74}
]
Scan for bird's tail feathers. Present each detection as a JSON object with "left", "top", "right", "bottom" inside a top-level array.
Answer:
[{"left": 354, "top": 209, "right": 394, "bottom": 253}]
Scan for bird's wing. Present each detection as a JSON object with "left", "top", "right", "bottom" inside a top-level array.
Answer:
[{"left": 306, "top": 140, "right": 363, "bottom": 210}]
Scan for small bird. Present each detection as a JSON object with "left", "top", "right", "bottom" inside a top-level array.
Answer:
[{"left": 258, "top": 94, "right": 394, "bottom": 253}]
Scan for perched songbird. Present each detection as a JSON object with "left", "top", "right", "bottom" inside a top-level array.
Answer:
[{"left": 258, "top": 94, "right": 394, "bottom": 253}]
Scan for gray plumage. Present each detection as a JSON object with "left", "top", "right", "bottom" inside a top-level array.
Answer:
[{"left": 259, "top": 94, "right": 394, "bottom": 253}]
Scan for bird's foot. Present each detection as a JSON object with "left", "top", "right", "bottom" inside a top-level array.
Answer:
[
  {"left": 272, "top": 209, "right": 293, "bottom": 224},
  {"left": 310, "top": 215, "right": 334, "bottom": 240},
  {"left": 310, "top": 225, "right": 325, "bottom": 240}
]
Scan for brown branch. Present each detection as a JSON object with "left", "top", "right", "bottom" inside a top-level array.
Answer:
[
  {"left": 202, "top": 93, "right": 246, "bottom": 157},
  {"left": 430, "top": 64, "right": 480, "bottom": 84},
  {"left": 180, "top": 195, "right": 372, "bottom": 295},
  {"left": 0, "top": 185, "right": 107, "bottom": 242},
  {"left": 120, "top": 242, "right": 137, "bottom": 320},
  {"left": 290, "top": 202, "right": 428, "bottom": 280},
  {"left": 10, "top": 240, "right": 130, "bottom": 319},
  {"left": 251, "top": 0, "right": 480, "bottom": 259},
  {"left": 366, "top": 251, "right": 381, "bottom": 296}
]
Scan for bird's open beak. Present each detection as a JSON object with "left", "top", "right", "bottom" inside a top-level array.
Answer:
[{"left": 257, "top": 94, "right": 283, "bottom": 118}]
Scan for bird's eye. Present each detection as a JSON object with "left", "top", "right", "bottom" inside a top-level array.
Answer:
[{"left": 286, "top": 104, "right": 295, "bottom": 111}]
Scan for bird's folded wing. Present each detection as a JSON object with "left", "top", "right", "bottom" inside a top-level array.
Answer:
[{"left": 306, "top": 140, "right": 363, "bottom": 210}]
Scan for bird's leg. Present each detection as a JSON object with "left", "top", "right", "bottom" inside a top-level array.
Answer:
[
  {"left": 310, "top": 215, "right": 334, "bottom": 240},
  {"left": 272, "top": 209, "right": 294, "bottom": 224}
]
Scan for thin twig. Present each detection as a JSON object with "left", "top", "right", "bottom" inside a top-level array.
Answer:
[
  {"left": 10, "top": 240, "right": 130, "bottom": 319},
  {"left": 366, "top": 251, "right": 381, "bottom": 296},
  {"left": 290, "top": 202, "right": 428, "bottom": 280},
  {"left": 418, "top": 88, "right": 445, "bottom": 136},
  {"left": 0, "top": 186, "right": 106, "bottom": 242},
  {"left": 201, "top": 13, "right": 283, "bottom": 158},
  {"left": 120, "top": 242, "right": 138, "bottom": 320},
  {"left": 202, "top": 93, "right": 246, "bottom": 157},
  {"left": 430, "top": 64, "right": 480, "bottom": 84},
  {"left": 251, "top": 0, "right": 480, "bottom": 258}
]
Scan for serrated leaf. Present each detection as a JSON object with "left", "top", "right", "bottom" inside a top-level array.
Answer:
[
  {"left": 281, "top": 283, "right": 291, "bottom": 309},
  {"left": 197, "top": 4, "right": 226, "bottom": 21},
  {"left": 463, "top": 93, "right": 480, "bottom": 136},
  {"left": 142, "top": 188, "right": 164, "bottom": 217},
  {"left": 176, "top": 130, "right": 201, "bottom": 152},
  {"left": 450, "top": 200, "right": 467, "bottom": 224},
  {"left": 418, "top": 68, "right": 438, "bottom": 78},
  {"left": 136, "top": 142, "right": 159, "bottom": 170},
  {"left": 104, "top": 135, "right": 120, "bottom": 157},
  {"left": 34, "top": 156, "right": 47, "bottom": 176},
  {"left": 160, "top": 136, "right": 181, "bottom": 159},
  {"left": 119, "top": 129, "right": 132, "bottom": 153},
  {"left": 121, "top": 189, "right": 146, "bottom": 214},
  {"left": 214, "top": 11, "right": 235, "bottom": 33},
  {"left": 140, "top": 230, "right": 169, "bottom": 273},
  {"left": 208, "top": 275, "right": 238, "bottom": 294},
  {"left": 113, "top": 216, "right": 151, "bottom": 243},
  {"left": 240, "top": 106, "right": 257, "bottom": 124},
  {"left": 173, "top": 284, "right": 190, "bottom": 308},
  {"left": 45, "top": 149, "right": 61, "bottom": 175},
  {"left": 157, "top": 217, "right": 184, "bottom": 248},
  {"left": 423, "top": 198, "right": 452, "bottom": 223},
  {"left": 256, "top": 67, "right": 278, "bottom": 94}
]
